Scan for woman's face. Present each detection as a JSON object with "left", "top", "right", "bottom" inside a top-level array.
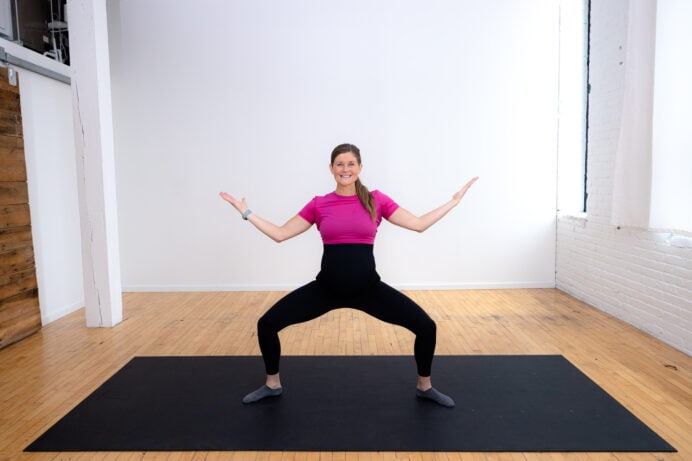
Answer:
[{"left": 330, "top": 152, "right": 362, "bottom": 189}]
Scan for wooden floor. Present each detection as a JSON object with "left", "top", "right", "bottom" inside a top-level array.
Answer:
[{"left": 0, "top": 289, "right": 690, "bottom": 461}]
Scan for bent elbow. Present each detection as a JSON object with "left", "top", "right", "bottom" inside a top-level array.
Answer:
[
  {"left": 413, "top": 223, "right": 429, "bottom": 233},
  {"left": 272, "top": 231, "right": 290, "bottom": 243}
]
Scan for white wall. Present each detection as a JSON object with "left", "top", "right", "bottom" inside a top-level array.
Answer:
[
  {"left": 556, "top": 0, "right": 692, "bottom": 355},
  {"left": 4, "top": 40, "right": 85, "bottom": 324},
  {"left": 109, "top": 0, "right": 560, "bottom": 291}
]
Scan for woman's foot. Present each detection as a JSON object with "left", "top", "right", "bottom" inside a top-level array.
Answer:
[
  {"left": 241, "top": 384, "right": 283, "bottom": 404},
  {"left": 416, "top": 387, "right": 455, "bottom": 407}
]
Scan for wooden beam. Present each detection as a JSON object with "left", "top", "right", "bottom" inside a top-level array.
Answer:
[{"left": 67, "top": 0, "right": 122, "bottom": 327}]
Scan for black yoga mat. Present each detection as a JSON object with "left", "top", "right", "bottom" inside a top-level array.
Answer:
[{"left": 26, "top": 355, "right": 675, "bottom": 452}]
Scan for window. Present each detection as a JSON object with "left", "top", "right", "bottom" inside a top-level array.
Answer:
[
  {"left": 0, "top": 0, "right": 69, "bottom": 65},
  {"left": 557, "top": 0, "right": 589, "bottom": 214},
  {"left": 649, "top": 0, "right": 692, "bottom": 234},
  {"left": 611, "top": 0, "right": 692, "bottom": 235}
]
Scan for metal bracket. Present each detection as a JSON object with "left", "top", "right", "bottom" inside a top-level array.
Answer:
[{"left": 0, "top": 46, "right": 70, "bottom": 84}]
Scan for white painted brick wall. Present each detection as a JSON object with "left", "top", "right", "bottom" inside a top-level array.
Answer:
[{"left": 556, "top": 0, "right": 692, "bottom": 356}]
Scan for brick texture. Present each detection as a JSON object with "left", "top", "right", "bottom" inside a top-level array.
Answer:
[{"left": 556, "top": 0, "right": 692, "bottom": 355}]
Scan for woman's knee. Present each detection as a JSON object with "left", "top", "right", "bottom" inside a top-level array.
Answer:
[
  {"left": 257, "top": 313, "right": 278, "bottom": 335},
  {"left": 418, "top": 315, "right": 437, "bottom": 338}
]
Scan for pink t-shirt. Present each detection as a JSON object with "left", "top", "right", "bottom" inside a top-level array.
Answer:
[{"left": 298, "top": 190, "right": 400, "bottom": 244}]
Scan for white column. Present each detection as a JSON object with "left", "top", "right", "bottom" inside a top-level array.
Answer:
[{"left": 67, "top": 0, "right": 122, "bottom": 327}]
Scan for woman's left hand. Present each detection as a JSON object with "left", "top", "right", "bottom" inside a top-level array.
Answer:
[
  {"left": 219, "top": 192, "right": 248, "bottom": 215},
  {"left": 452, "top": 176, "right": 479, "bottom": 202}
]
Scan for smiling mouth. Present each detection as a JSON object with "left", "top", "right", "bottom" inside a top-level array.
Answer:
[{"left": 340, "top": 175, "right": 352, "bottom": 179}]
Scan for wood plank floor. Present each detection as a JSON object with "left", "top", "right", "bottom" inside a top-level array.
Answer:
[{"left": 0, "top": 289, "right": 690, "bottom": 461}]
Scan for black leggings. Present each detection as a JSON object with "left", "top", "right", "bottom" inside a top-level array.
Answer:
[{"left": 256, "top": 244, "right": 437, "bottom": 376}]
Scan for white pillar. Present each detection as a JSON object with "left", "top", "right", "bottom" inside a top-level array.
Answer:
[{"left": 67, "top": 0, "right": 122, "bottom": 327}]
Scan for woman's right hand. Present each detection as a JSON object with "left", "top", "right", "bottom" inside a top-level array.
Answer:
[
  {"left": 219, "top": 192, "right": 247, "bottom": 216},
  {"left": 219, "top": 192, "right": 312, "bottom": 242}
]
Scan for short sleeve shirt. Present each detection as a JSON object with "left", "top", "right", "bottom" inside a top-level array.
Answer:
[{"left": 298, "top": 190, "right": 399, "bottom": 244}]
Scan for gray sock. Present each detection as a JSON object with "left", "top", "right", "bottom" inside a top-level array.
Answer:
[
  {"left": 416, "top": 387, "right": 455, "bottom": 407},
  {"left": 242, "top": 385, "right": 283, "bottom": 404}
]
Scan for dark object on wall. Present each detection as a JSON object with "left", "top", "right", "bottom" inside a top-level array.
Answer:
[{"left": 1, "top": 0, "right": 69, "bottom": 65}]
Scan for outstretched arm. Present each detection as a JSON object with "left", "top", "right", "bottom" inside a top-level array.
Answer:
[
  {"left": 219, "top": 192, "right": 311, "bottom": 243},
  {"left": 387, "top": 176, "right": 478, "bottom": 233}
]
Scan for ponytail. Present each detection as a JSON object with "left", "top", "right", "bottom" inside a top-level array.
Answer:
[{"left": 355, "top": 178, "right": 376, "bottom": 221}]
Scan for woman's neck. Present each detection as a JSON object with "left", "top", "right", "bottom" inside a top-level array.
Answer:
[{"left": 334, "top": 185, "right": 357, "bottom": 196}]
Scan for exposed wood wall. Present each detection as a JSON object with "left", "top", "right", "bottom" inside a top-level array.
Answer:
[{"left": 0, "top": 67, "right": 41, "bottom": 349}]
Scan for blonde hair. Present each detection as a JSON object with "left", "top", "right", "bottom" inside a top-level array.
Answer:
[{"left": 330, "top": 143, "right": 376, "bottom": 220}]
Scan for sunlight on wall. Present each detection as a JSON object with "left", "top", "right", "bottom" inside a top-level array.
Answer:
[
  {"left": 557, "top": 0, "right": 588, "bottom": 215},
  {"left": 650, "top": 0, "right": 692, "bottom": 235}
]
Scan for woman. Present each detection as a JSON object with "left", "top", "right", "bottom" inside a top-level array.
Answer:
[{"left": 220, "top": 143, "right": 478, "bottom": 407}]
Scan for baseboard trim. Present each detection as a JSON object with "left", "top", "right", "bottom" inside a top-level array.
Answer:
[
  {"left": 41, "top": 300, "right": 84, "bottom": 325},
  {"left": 122, "top": 281, "right": 557, "bottom": 292}
]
